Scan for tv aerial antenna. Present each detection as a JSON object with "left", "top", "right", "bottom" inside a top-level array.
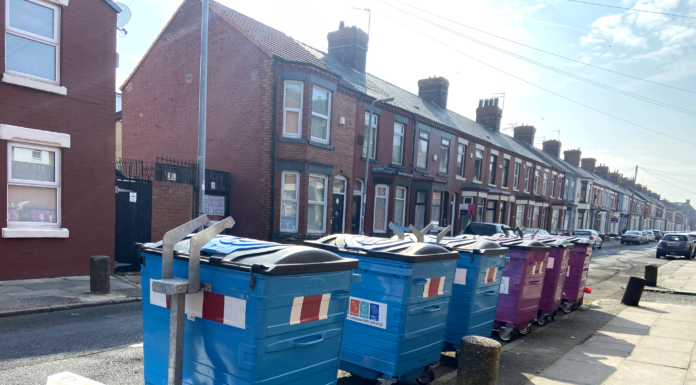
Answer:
[{"left": 115, "top": 2, "right": 132, "bottom": 36}]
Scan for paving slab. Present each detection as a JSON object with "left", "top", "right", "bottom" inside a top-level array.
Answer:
[
  {"left": 539, "top": 358, "right": 618, "bottom": 385},
  {"left": 647, "top": 325, "right": 696, "bottom": 340},
  {"left": 580, "top": 339, "right": 636, "bottom": 354},
  {"left": 560, "top": 344, "right": 628, "bottom": 367},
  {"left": 604, "top": 360, "right": 686, "bottom": 385},
  {"left": 635, "top": 335, "right": 695, "bottom": 354},
  {"left": 0, "top": 286, "right": 32, "bottom": 294},
  {"left": 625, "top": 346, "right": 691, "bottom": 369}
]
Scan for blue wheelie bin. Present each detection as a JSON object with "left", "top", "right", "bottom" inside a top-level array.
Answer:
[
  {"left": 306, "top": 235, "right": 460, "bottom": 384},
  {"left": 140, "top": 217, "right": 359, "bottom": 385}
]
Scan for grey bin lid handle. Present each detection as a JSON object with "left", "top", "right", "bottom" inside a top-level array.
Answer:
[
  {"left": 436, "top": 225, "right": 451, "bottom": 245},
  {"left": 187, "top": 217, "right": 235, "bottom": 293},
  {"left": 162, "top": 215, "right": 210, "bottom": 280},
  {"left": 409, "top": 223, "right": 433, "bottom": 243}
]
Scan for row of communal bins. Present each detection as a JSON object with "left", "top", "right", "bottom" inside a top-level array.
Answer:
[{"left": 138, "top": 217, "right": 594, "bottom": 385}]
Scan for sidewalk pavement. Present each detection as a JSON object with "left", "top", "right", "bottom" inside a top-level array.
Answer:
[
  {"left": 0, "top": 274, "right": 142, "bottom": 317},
  {"left": 526, "top": 302, "right": 696, "bottom": 385},
  {"left": 644, "top": 260, "right": 696, "bottom": 294}
]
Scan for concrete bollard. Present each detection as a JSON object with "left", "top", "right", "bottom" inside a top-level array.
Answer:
[
  {"left": 621, "top": 276, "right": 646, "bottom": 306},
  {"left": 457, "top": 336, "right": 501, "bottom": 385},
  {"left": 89, "top": 255, "right": 110, "bottom": 294},
  {"left": 645, "top": 264, "right": 658, "bottom": 287}
]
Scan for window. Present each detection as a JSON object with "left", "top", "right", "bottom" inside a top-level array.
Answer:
[
  {"left": 550, "top": 175, "right": 556, "bottom": 197},
  {"left": 417, "top": 131, "right": 429, "bottom": 169},
  {"left": 394, "top": 187, "right": 406, "bottom": 227},
  {"left": 415, "top": 191, "right": 427, "bottom": 229},
  {"left": 474, "top": 150, "right": 483, "bottom": 181},
  {"left": 541, "top": 207, "right": 547, "bottom": 229},
  {"left": 533, "top": 170, "right": 540, "bottom": 194},
  {"left": 283, "top": 81, "right": 303, "bottom": 137},
  {"left": 392, "top": 123, "right": 404, "bottom": 165},
  {"left": 485, "top": 200, "right": 496, "bottom": 223},
  {"left": 502, "top": 159, "right": 510, "bottom": 187},
  {"left": 310, "top": 86, "right": 330, "bottom": 142},
  {"left": 373, "top": 185, "right": 389, "bottom": 233},
  {"left": 533, "top": 206, "right": 540, "bottom": 227},
  {"left": 527, "top": 204, "right": 533, "bottom": 226},
  {"left": 5, "top": 0, "right": 60, "bottom": 82},
  {"left": 524, "top": 167, "right": 531, "bottom": 191},
  {"left": 431, "top": 191, "right": 442, "bottom": 225},
  {"left": 477, "top": 199, "right": 484, "bottom": 222},
  {"left": 489, "top": 155, "right": 497, "bottom": 185},
  {"left": 516, "top": 205, "right": 525, "bottom": 229},
  {"left": 513, "top": 163, "right": 520, "bottom": 189},
  {"left": 439, "top": 139, "right": 450, "bottom": 173},
  {"left": 543, "top": 172, "right": 549, "bottom": 195},
  {"left": 280, "top": 172, "right": 299, "bottom": 232},
  {"left": 580, "top": 181, "right": 588, "bottom": 203},
  {"left": 363, "top": 113, "right": 378, "bottom": 158},
  {"left": 456, "top": 145, "right": 466, "bottom": 177},
  {"left": 7, "top": 143, "right": 60, "bottom": 227},
  {"left": 308, "top": 174, "right": 327, "bottom": 233}
]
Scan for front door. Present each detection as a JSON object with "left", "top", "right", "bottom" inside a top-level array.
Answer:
[
  {"left": 351, "top": 195, "right": 362, "bottom": 234},
  {"left": 332, "top": 178, "right": 346, "bottom": 234}
]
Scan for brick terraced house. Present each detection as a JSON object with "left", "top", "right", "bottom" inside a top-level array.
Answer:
[
  {"left": 121, "top": 0, "right": 691, "bottom": 241},
  {"left": 1, "top": 0, "right": 120, "bottom": 279}
]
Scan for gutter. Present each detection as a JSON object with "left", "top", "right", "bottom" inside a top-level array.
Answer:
[{"left": 269, "top": 59, "right": 279, "bottom": 241}]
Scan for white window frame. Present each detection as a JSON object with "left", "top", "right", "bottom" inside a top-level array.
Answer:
[
  {"left": 310, "top": 86, "right": 331, "bottom": 143},
  {"left": 533, "top": 170, "right": 540, "bottom": 194},
  {"left": 513, "top": 163, "right": 520, "bottom": 189},
  {"left": 332, "top": 176, "right": 346, "bottom": 233},
  {"left": 4, "top": 0, "right": 61, "bottom": 85},
  {"left": 280, "top": 171, "right": 299, "bottom": 233},
  {"left": 394, "top": 186, "right": 406, "bottom": 227},
  {"left": 416, "top": 131, "right": 429, "bottom": 169},
  {"left": 550, "top": 175, "right": 556, "bottom": 197},
  {"left": 282, "top": 80, "right": 303, "bottom": 138},
  {"left": 439, "top": 138, "right": 450, "bottom": 174},
  {"left": 392, "top": 122, "right": 404, "bottom": 165},
  {"left": 524, "top": 167, "right": 531, "bottom": 192},
  {"left": 474, "top": 150, "right": 484, "bottom": 182},
  {"left": 373, "top": 184, "right": 389, "bottom": 233},
  {"left": 543, "top": 172, "right": 549, "bottom": 196},
  {"left": 363, "top": 112, "right": 378, "bottom": 159},
  {"left": 354, "top": 178, "right": 364, "bottom": 234},
  {"left": 307, "top": 173, "right": 327, "bottom": 234},
  {"left": 456, "top": 144, "right": 466, "bottom": 177}
]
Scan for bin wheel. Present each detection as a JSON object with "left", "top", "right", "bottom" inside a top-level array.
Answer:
[
  {"left": 518, "top": 322, "right": 533, "bottom": 335},
  {"left": 561, "top": 302, "right": 574, "bottom": 314},
  {"left": 537, "top": 315, "right": 547, "bottom": 326},
  {"left": 551, "top": 310, "right": 557, "bottom": 321},
  {"left": 416, "top": 368, "right": 435, "bottom": 384},
  {"left": 499, "top": 328, "right": 513, "bottom": 342}
]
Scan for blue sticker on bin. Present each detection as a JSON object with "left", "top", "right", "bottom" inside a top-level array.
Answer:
[{"left": 201, "top": 236, "right": 279, "bottom": 255}]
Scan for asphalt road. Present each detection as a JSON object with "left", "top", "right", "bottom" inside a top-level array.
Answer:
[{"left": 1, "top": 241, "right": 695, "bottom": 385}]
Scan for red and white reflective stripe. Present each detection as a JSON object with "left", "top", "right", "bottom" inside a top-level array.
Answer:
[
  {"left": 149, "top": 279, "right": 246, "bottom": 329},
  {"left": 423, "top": 276, "right": 446, "bottom": 298},
  {"left": 533, "top": 262, "right": 544, "bottom": 275},
  {"left": 484, "top": 267, "right": 498, "bottom": 283},
  {"left": 290, "top": 294, "right": 331, "bottom": 325}
]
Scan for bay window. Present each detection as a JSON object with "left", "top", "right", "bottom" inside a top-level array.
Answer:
[
  {"left": 373, "top": 185, "right": 389, "bottom": 233},
  {"left": 280, "top": 172, "right": 299, "bottom": 232},
  {"left": 310, "top": 86, "right": 330, "bottom": 142},
  {"left": 307, "top": 174, "right": 327, "bottom": 233},
  {"left": 415, "top": 191, "right": 427, "bottom": 229},
  {"left": 283, "top": 81, "right": 303, "bottom": 137},
  {"left": 431, "top": 191, "right": 442, "bottom": 225}
]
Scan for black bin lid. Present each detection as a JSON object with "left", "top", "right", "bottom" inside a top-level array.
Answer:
[
  {"left": 500, "top": 239, "right": 552, "bottom": 252},
  {"left": 446, "top": 239, "right": 509, "bottom": 255},
  {"left": 306, "top": 235, "right": 460, "bottom": 263},
  {"left": 141, "top": 235, "right": 358, "bottom": 275},
  {"left": 539, "top": 238, "right": 575, "bottom": 249}
]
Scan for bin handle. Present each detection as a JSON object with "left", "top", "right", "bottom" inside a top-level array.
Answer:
[
  {"left": 422, "top": 305, "right": 441, "bottom": 313},
  {"left": 413, "top": 278, "right": 428, "bottom": 286},
  {"left": 530, "top": 280, "right": 542, "bottom": 285},
  {"left": 291, "top": 335, "right": 324, "bottom": 348},
  {"left": 161, "top": 215, "right": 210, "bottom": 280},
  {"left": 478, "top": 290, "right": 497, "bottom": 296},
  {"left": 333, "top": 290, "right": 351, "bottom": 299},
  {"left": 187, "top": 217, "right": 235, "bottom": 293},
  {"left": 265, "top": 328, "right": 341, "bottom": 352}
]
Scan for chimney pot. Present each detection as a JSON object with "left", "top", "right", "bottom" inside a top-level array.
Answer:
[
  {"left": 513, "top": 125, "right": 536, "bottom": 146},
  {"left": 327, "top": 23, "right": 369, "bottom": 72},
  {"left": 339, "top": 21, "right": 345, "bottom": 30},
  {"left": 542, "top": 139, "right": 562, "bottom": 158},
  {"left": 581, "top": 158, "right": 597, "bottom": 173},
  {"left": 417, "top": 76, "right": 450, "bottom": 109}
]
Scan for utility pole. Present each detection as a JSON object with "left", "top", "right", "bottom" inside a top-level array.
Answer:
[
  {"left": 197, "top": 0, "right": 209, "bottom": 227},
  {"left": 627, "top": 165, "right": 638, "bottom": 231}
]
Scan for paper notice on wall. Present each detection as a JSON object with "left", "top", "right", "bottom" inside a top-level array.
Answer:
[
  {"left": 129, "top": 192, "right": 137, "bottom": 203},
  {"left": 348, "top": 297, "right": 388, "bottom": 329},
  {"left": 499, "top": 277, "right": 510, "bottom": 295},
  {"left": 454, "top": 268, "right": 467, "bottom": 285},
  {"left": 548, "top": 257, "right": 555, "bottom": 270},
  {"left": 204, "top": 195, "right": 225, "bottom": 216}
]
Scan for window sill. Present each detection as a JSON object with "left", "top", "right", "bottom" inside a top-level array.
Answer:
[
  {"left": 437, "top": 172, "right": 450, "bottom": 178},
  {"left": 361, "top": 156, "right": 380, "bottom": 164},
  {"left": 415, "top": 167, "right": 429, "bottom": 174},
  {"left": 3, "top": 227, "right": 69, "bottom": 238},
  {"left": 455, "top": 175, "right": 466, "bottom": 181},
  {"left": 502, "top": 186, "right": 509, "bottom": 190},
  {"left": 489, "top": 184, "right": 496, "bottom": 187},
  {"left": 2, "top": 73, "right": 67, "bottom": 96},
  {"left": 278, "top": 136, "right": 305, "bottom": 144},
  {"left": 308, "top": 140, "right": 334, "bottom": 150},
  {"left": 390, "top": 163, "right": 405, "bottom": 170},
  {"left": 473, "top": 180, "right": 483, "bottom": 185}
]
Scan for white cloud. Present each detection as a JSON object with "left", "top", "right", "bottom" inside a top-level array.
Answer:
[
  {"left": 580, "top": 36, "right": 605, "bottom": 46},
  {"left": 518, "top": 3, "right": 546, "bottom": 13}
]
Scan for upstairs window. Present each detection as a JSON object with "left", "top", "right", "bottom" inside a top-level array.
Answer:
[
  {"left": 283, "top": 81, "right": 303, "bottom": 137},
  {"left": 431, "top": 191, "right": 442, "bottom": 225},
  {"left": 524, "top": 167, "right": 531, "bottom": 191},
  {"left": 550, "top": 175, "right": 556, "bottom": 197},
  {"left": 363, "top": 113, "right": 378, "bottom": 158},
  {"left": 513, "top": 163, "right": 520, "bottom": 189},
  {"left": 392, "top": 123, "right": 404, "bottom": 165},
  {"left": 533, "top": 169, "right": 540, "bottom": 194},
  {"left": 5, "top": 0, "right": 60, "bottom": 83},
  {"left": 416, "top": 131, "right": 429, "bottom": 169},
  {"left": 456, "top": 144, "right": 466, "bottom": 177},
  {"left": 310, "top": 86, "right": 330, "bottom": 143},
  {"left": 474, "top": 150, "right": 483, "bottom": 181},
  {"left": 439, "top": 138, "right": 450, "bottom": 174},
  {"left": 7, "top": 143, "right": 60, "bottom": 227},
  {"left": 502, "top": 159, "right": 510, "bottom": 187},
  {"left": 488, "top": 154, "right": 497, "bottom": 185},
  {"left": 543, "top": 172, "right": 549, "bottom": 195}
]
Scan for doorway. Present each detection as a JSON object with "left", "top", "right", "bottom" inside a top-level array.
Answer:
[
  {"left": 332, "top": 177, "right": 346, "bottom": 234},
  {"left": 351, "top": 179, "right": 363, "bottom": 234}
]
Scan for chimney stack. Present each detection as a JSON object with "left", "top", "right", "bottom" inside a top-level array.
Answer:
[
  {"left": 608, "top": 171, "right": 621, "bottom": 184},
  {"left": 327, "top": 22, "right": 368, "bottom": 72},
  {"left": 513, "top": 125, "right": 536, "bottom": 146},
  {"left": 595, "top": 164, "right": 609, "bottom": 179},
  {"left": 542, "top": 139, "right": 562, "bottom": 158},
  {"left": 581, "top": 158, "right": 597, "bottom": 173},
  {"left": 418, "top": 76, "right": 450, "bottom": 109},
  {"left": 476, "top": 97, "right": 503, "bottom": 133},
  {"left": 563, "top": 149, "right": 582, "bottom": 167}
]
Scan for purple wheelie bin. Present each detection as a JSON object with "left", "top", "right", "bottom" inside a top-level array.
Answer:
[
  {"left": 535, "top": 238, "right": 573, "bottom": 325},
  {"left": 561, "top": 238, "right": 595, "bottom": 314},
  {"left": 492, "top": 240, "right": 551, "bottom": 341}
]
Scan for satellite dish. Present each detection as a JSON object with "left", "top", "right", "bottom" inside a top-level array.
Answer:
[{"left": 115, "top": 2, "right": 132, "bottom": 29}]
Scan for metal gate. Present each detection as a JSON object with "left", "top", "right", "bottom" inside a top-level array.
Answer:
[{"left": 115, "top": 175, "right": 152, "bottom": 273}]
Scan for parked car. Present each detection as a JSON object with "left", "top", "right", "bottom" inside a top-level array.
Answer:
[
  {"left": 650, "top": 230, "right": 663, "bottom": 241},
  {"left": 463, "top": 222, "right": 514, "bottom": 236},
  {"left": 641, "top": 231, "right": 652, "bottom": 244},
  {"left": 645, "top": 231, "right": 656, "bottom": 242},
  {"left": 622, "top": 231, "right": 644, "bottom": 245},
  {"left": 573, "top": 229, "right": 603, "bottom": 249},
  {"left": 656, "top": 233, "right": 694, "bottom": 259},
  {"left": 521, "top": 228, "right": 550, "bottom": 237}
]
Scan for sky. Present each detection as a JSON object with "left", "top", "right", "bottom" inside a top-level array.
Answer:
[{"left": 114, "top": 0, "right": 696, "bottom": 203}]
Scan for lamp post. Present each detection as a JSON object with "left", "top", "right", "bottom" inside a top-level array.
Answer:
[{"left": 361, "top": 96, "right": 395, "bottom": 234}]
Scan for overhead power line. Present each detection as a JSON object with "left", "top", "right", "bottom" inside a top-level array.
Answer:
[
  {"left": 568, "top": 0, "right": 696, "bottom": 19},
  {"left": 385, "top": 0, "right": 696, "bottom": 95},
  {"left": 641, "top": 168, "right": 696, "bottom": 195},
  {"left": 371, "top": 9, "right": 696, "bottom": 147},
  {"left": 377, "top": 0, "right": 696, "bottom": 117},
  {"left": 640, "top": 167, "right": 696, "bottom": 179}
]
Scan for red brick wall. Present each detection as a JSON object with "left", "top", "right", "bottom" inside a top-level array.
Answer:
[
  {"left": 151, "top": 181, "right": 193, "bottom": 241},
  {"left": 0, "top": 0, "right": 117, "bottom": 280}
]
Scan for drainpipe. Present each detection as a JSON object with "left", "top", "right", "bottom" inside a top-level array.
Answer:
[{"left": 269, "top": 59, "right": 279, "bottom": 241}]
